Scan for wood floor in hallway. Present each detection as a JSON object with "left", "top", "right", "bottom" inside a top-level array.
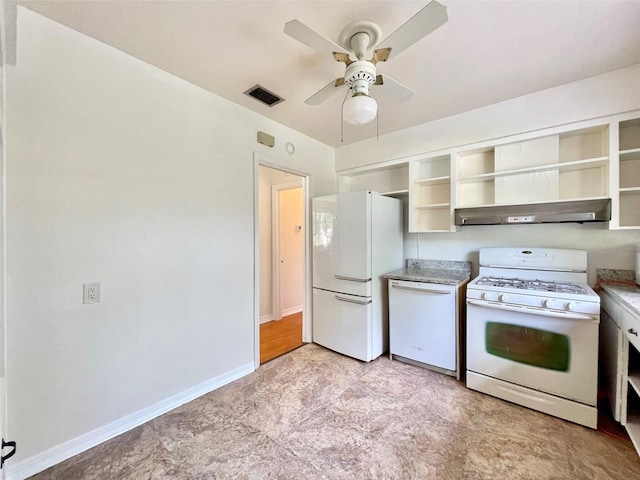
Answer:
[{"left": 260, "top": 312, "right": 304, "bottom": 364}]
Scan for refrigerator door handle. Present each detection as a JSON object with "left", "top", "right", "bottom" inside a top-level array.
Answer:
[
  {"left": 334, "top": 295, "right": 372, "bottom": 306},
  {"left": 334, "top": 275, "right": 371, "bottom": 283}
]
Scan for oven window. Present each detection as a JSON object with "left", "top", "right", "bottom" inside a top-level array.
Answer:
[{"left": 485, "top": 322, "right": 570, "bottom": 371}]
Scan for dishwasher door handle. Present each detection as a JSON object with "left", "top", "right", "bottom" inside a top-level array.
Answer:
[
  {"left": 391, "top": 284, "right": 452, "bottom": 295},
  {"left": 334, "top": 295, "right": 372, "bottom": 306}
]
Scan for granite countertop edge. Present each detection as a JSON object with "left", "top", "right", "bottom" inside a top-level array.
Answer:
[
  {"left": 600, "top": 284, "right": 640, "bottom": 318},
  {"left": 383, "top": 259, "right": 472, "bottom": 286},
  {"left": 597, "top": 269, "right": 640, "bottom": 318},
  {"left": 384, "top": 268, "right": 471, "bottom": 286}
]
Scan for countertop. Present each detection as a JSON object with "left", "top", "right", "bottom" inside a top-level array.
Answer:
[
  {"left": 600, "top": 284, "right": 640, "bottom": 318},
  {"left": 597, "top": 268, "right": 640, "bottom": 318},
  {"left": 383, "top": 259, "right": 471, "bottom": 286}
]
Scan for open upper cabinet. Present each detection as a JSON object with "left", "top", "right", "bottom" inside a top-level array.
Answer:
[
  {"left": 616, "top": 118, "right": 640, "bottom": 228},
  {"left": 336, "top": 110, "right": 640, "bottom": 232},
  {"left": 409, "top": 154, "right": 453, "bottom": 232},
  {"left": 455, "top": 125, "right": 609, "bottom": 208}
]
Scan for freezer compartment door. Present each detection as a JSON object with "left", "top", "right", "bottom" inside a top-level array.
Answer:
[
  {"left": 312, "top": 192, "right": 371, "bottom": 297},
  {"left": 389, "top": 280, "right": 456, "bottom": 371},
  {"left": 313, "top": 288, "right": 373, "bottom": 362}
]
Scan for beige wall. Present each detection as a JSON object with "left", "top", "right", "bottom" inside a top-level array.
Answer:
[
  {"left": 336, "top": 64, "right": 640, "bottom": 170},
  {"left": 336, "top": 64, "right": 640, "bottom": 283},
  {"left": 404, "top": 224, "right": 640, "bottom": 286},
  {"left": 6, "top": 7, "right": 334, "bottom": 477}
]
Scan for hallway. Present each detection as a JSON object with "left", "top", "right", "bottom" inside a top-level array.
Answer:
[{"left": 260, "top": 312, "right": 304, "bottom": 364}]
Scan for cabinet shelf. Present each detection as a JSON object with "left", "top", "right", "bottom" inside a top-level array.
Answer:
[
  {"left": 457, "top": 156, "right": 608, "bottom": 183},
  {"left": 380, "top": 189, "right": 409, "bottom": 196},
  {"left": 338, "top": 162, "right": 408, "bottom": 195},
  {"left": 620, "top": 148, "right": 640, "bottom": 161},
  {"left": 414, "top": 203, "right": 450, "bottom": 210},
  {"left": 415, "top": 176, "right": 450, "bottom": 186},
  {"left": 629, "top": 373, "right": 640, "bottom": 396}
]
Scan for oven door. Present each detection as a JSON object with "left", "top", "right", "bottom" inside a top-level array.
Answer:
[{"left": 466, "top": 299, "right": 599, "bottom": 405}]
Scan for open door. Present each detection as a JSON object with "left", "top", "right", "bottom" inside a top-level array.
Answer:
[
  {"left": 273, "top": 183, "right": 304, "bottom": 320},
  {"left": 255, "top": 162, "right": 307, "bottom": 366}
]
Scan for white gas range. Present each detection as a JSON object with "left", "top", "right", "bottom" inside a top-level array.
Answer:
[{"left": 466, "top": 247, "right": 600, "bottom": 429}]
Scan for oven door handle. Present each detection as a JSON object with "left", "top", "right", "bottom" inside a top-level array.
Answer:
[{"left": 467, "top": 299, "right": 599, "bottom": 322}]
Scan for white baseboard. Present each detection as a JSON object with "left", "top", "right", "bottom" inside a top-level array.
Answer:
[
  {"left": 281, "top": 305, "right": 302, "bottom": 317},
  {"left": 261, "top": 307, "right": 302, "bottom": 323},
  {"left": 6, "top": 362, "right": 255, "bottom": 480}
]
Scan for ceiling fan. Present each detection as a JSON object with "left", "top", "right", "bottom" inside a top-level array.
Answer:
[{"left": 284, "top": 1, "right": 448, "bottom": 126}]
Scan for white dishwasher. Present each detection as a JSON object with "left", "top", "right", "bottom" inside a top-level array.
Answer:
[{"left": 388, "top": 279, "right": 457, "bottom": 375}]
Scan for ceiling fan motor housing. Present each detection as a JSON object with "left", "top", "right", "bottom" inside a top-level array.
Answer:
[{"left": 345, "top": 60, "right": 376, "bottom": 95}]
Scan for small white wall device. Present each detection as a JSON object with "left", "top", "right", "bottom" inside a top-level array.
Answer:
[{"left": 257, "top": 131, "right": 275, "bottom": 148}]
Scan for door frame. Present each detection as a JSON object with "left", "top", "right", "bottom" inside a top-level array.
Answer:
[
  {"left": 271, "top": 181, "right": 303, "bottom": 321},
  {"left": 253, "top": 152, "right": 311, "bottom": 370},
  {"left": 0, "top": 3, "right": 14, "bottom": 475}
]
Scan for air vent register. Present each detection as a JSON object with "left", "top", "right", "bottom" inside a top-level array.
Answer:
[{"left": 243, "top": 85, "right": 284, "bottom": 107}]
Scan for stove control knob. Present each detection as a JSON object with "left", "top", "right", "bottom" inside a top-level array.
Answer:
[
  {"left": 499, "top": 294, "right": 508, "bottom": 302},
  {"left": 481, "top": 292, "right": 488, "bottom": 300},
  {"left": 564, "top": 302, "right": 575, "bottom": 311},
  {"left": 542, "top": 299, "right": 552, "bottom": 308}
]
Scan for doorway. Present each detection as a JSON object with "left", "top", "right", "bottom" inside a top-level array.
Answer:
[{"left": 257, "top": 163, "right": 306, "bottom": 364}]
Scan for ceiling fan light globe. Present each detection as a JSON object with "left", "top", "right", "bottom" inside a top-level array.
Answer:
[{"left": 343, "top": 94, "right": 377, "bottom": 125}]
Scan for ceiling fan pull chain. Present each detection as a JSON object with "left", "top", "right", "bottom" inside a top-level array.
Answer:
[
  {"left": 340, "top": 87, "right": 351, "bottom": 143},
  {"left": 376, "top": 103, "right": 379, "bottom": 142}
]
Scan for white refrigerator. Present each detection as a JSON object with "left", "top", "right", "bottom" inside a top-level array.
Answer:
[{"left": 312, "top": 191, "right": 403, "bottom": 361}]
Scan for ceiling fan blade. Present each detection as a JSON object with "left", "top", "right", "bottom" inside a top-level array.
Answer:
[
  {"left": 333, "top": 52, "right": 354, "bottom": 65},
  {"left": 284, "top": 19, "right": 348, "bottom": 57},
  {"left": 305, "top": 78, "right": 346, "bottom": 105},
  {"left": 376, "top": 0, "right": 448, "bottom": 61},
  {"left": 374, "top": 74, "right": 414, "bottom": 103}
]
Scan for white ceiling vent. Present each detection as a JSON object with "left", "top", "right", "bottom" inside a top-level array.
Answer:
[{"left": 243, "top": 85, "right": 284, "bottom": 107}]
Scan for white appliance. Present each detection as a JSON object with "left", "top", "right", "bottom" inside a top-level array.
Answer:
[
  {"left": 312, "top": 191, "right": 402, "bottom": 361},
  {"left": 466, "top": 247, "right": 600, "bottom": 428},
  {"left": 388, "top": 280, "right": 457, "bottom": 373}
]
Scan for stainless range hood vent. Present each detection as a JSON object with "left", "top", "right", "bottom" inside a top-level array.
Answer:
[{"left": 454, "top": 199, "right": 611, "bottom": 226}]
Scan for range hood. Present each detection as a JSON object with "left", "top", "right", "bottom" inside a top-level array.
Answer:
[{"left": 454, "top": 199, "right": 611, "bottom": 226}]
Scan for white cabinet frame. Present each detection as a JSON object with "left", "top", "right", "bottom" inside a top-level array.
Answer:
[{"left": 335, "top": 109, "right": 640, "bottom": 232}]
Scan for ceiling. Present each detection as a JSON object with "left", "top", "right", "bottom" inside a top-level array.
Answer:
[{"left": 18, "top": 0, "right": 640, "bottom": 148}]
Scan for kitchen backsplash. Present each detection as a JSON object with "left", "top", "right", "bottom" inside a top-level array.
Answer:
[
  {"left": 597, "top": 269, "right": 636, "bottom": 283},
  {"left": 406, "top": 258, "right": 472, "bottom": 273}
]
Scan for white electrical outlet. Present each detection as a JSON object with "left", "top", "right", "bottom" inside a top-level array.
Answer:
[{"left": 83, "top": 282, "right": 101, "bottom": 304}]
